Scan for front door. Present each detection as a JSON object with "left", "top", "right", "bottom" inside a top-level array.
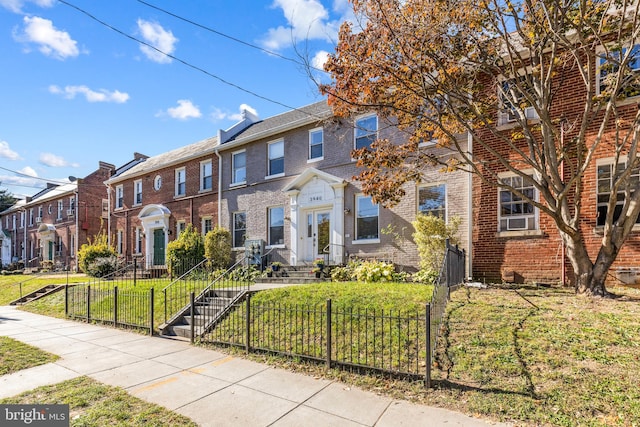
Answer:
[
  {"left": 48, "top": 241, "right": 54, "bottom": 261},
  {"left": 153, "top": 229, "right": 165, "bottom": 266},
  {"left": 305, "top": 210, "right": 331, "bottom": 261}
]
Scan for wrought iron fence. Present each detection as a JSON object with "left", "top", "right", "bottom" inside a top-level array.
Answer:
[{"left": 65, "top": 284, "right": 154, "bottom": 334}]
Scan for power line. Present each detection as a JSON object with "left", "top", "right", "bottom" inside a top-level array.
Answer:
[
  {"left": 57, "top": 0, "right": 326, "bottom": 119},
  {"left": 134, "top": 0, "right": 324, "bottom": 73}
]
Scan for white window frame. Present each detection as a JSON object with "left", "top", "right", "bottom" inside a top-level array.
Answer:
[
  {"left": 232, "top": 212, "right": 247, "bottom": 248},
  {"left": 497, "top": 73, "right": 539, "bottom": 126},
  {"left": 28, "top": 208, "right": 33, "bottom": 226},
  {"left": 267, "top": 139, "right": 285, "bottom": 178},
  {"left": 135, "top": 227, "right": 143, "bottom": 254},
  {"left": 176, "top": 221, "right": 187, "bottom": 237},
  {"left": 116, "top": 229, "right": 123, "bottom": 255},
  {"left": 596, "top": 157, "right": 640, "bottom": 227},
  {"left": 418, "top": 183, "right": 447, "bottom": 220},
  {"left": 57, "top": 200, "right": 63, "bottom": 220},
  {"left": 267, "top": 206, "right": 285, "bottom": 247},
  {"left": 308, "top": 127, "right": 324, "bottom": 162},
  {"left": 175, "top": 167, "right": 186, "bottom": 197},
  {"left": 354, "top": 194, "right": 380, "bottom": 243},
  {"left": 19, "top": 211, "right": 25, "bottom": 229},
  {"left": 497, "top": 172, "right": 539, "bottom": 232},
  {"left": 596, "top": 43, "right": 640, "bottom": 99},
  {"left": 231, "top": 150, "right": 246, "bottom": 186},
  {"left": 68, "top": 196, "right": 75, "bottom": 216},
  {"left": 201, "top": 217, "right": 213, "bottom": 236},
  {"left": 200, "top": 159, "right": 213, "bottom": 192},
  {"left": 115, "top": 185, "right": 124, "bottom": 209},
  {"left": 354, "top": 114, "right": 378, "bottom": 150},
  {"left": 133, "top": 179, "right": 142, "bottom": 206}
]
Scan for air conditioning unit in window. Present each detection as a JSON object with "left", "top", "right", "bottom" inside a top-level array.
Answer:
[
  {"left": 502, "top": 106, "right": 538, "bottom": 124},
  {"left": 67, "top": 209, "right": 75, "bottom": 216},
  {"left": 35, "top": 217, "right": 42, "bottom": 224}
]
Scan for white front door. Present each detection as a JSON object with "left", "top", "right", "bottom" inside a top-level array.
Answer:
[{"left": 304, "top": 210, "right": 331, "bottom": 261}]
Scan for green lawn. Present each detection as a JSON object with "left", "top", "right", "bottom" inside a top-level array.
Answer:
[
  {"left": 0, "top": 336, "right": 59, "bottom": 375},
  {"left": 0, "top": 273, "right": 90, "bottom": 305},
  {"left": 0, "top": 376, "right": 197, "bottom": 426}
]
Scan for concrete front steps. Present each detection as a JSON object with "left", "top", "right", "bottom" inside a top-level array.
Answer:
[
  {"left": 254, "top": 265, "right": 327, "bottom": 285},
  {"left": 159, "top": 288, "right": 246, "bottom": 339},
  {"left": 10, "top": 284, "right": 67, "bottom": 305}
]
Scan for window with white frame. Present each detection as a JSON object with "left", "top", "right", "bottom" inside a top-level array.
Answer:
[
  {"left": 355, "top": 195, "right": 379, "bottom": 240},
  {"left": 176, "top": 221, "right": 186, "bottom": 237},
  {"left": 598, "top": 43, "right": 640, "bottom": 99},
  {"left": 354, "top": 114, "right": 378, "bottom": 150},
  {"left": 20, "top": 211, "right": 24, "bottom": 228},
  {"left": 233, "top": 212, "right": 246, "bottom": 248},
  {"left": 116, "top": 230, "right": 123, "bottom": 254},
  {"left": 498, "top": 174, "right": 538, "bottom": 231},
  {"left": 135, "top": 227, "right": 143, "bottom": 253},
  {"left": 12, "top": 214, "right": 16, "bottom": 230},
  {"left": 102, "top": 199, "right": 109, "bottom": 218},
  {"left": 596, "top": 159, "right": 640, "bottom": 227},
  {"left": 175, "top": 167, "right": 186, "bottom": 197},
  {"left": 268, "top": 140, "right": 284, "bottom": 177},
  {"left": 418, "top": 184, "right": 446, "bottom": 220},
  {"left": 57, "top": 200, "right": 63, "bottom": 219},
  {"left": 48, "top": 204, "right": 52, "bottom": 214},
  {"left": 202, "top": 217, "right": 213, "bottom": 235},
  {"left": 56, "top": 235, "right": 63, "bottom": 255},
  {"left": 116, "top": 185, "right": 124, "bottom": 209},
  {"left": 37, "top": 206, "right": 42, "bottom": 222},
  {"left": 309, "top": 128, "right": 324, "bottom": 160},
  {"left": 232, "top": 150, "right": 246, "bottom": 185},
  {"left": 68, "top": 196, "right": 75, "bottom": 216},
  {"left": 134, "top": 179, "right": 142, "bottom": 205},
  {"left": 268, "top": 206, "right": 284, "bottom": 246},
  {"left": 201, "top": 160, "right": 213, "bottom": 191},
  {"left": 498, "top": 76, "right": 539, "bottom": 125},
  {"left": 28, "top": 209, "right": 33, "bottom": 226}
]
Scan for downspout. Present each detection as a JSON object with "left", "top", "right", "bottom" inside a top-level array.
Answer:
[
  {"left": 106, "top": 184, "right": 112, "bottom": 247},
  {"left": 215, "top": 149, "right": 222, "bottom": 228},
  {"left": 467, "top": 131, "right": 473, "bottom": 280}
]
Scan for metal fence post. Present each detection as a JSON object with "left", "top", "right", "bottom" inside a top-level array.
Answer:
[
  {"left": 190, "top": 292, "right": 195, "bottom": 344},
  {"left": 245, "top": 293, "right": 251, "bottom": 354},
  {"left": 425, "top": 303, "right": 431, "bottom": 388},
  {"left": 149, "top": 287, "right": 154, "bottom": 336},
  {"left": 87, "top": 285, "right": 91, "bottom": 323},
  {"left": 134, "top": 258, "right": 137, "bottom": 287},
  {"left": 326, "top": 298, "right": 332, "bottom": 370},
  {"left": 163, "top": 289, "right": 167, "bottom": 324},
  {"left": 113, "top": 286, "right": 118, "bottom": 327},
  {"left": 64, "top": 284, "right": 69, "bottom": 317}
]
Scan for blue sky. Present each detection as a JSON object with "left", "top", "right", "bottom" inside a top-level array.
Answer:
[{"left": 0, "top": 0, "right": 354, "bottom": 199}]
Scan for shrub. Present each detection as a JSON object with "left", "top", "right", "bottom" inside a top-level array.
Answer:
[
  {"left": 412, "top": 213, "right": 461, "bottom": 272},
  {"left": 330, "top": 259, "right": 405, "bottom": 282},
  {"left": 204, "top": 226, "right": 232, "bottom": 269},
  {"left": 78, "top": 231, "right": 117, "bottom": 276},
  {"left": 412, "top": 268, "right": 439, "bottom": 284},
  {"left": 86, "top": 256, "right": 119, "bottom": 278},
  {"left": 228, "top": 265, "right": 261, "bottom": 282},
  {"left": 166, "top": 224, "right": 205, "bottom": 277}
]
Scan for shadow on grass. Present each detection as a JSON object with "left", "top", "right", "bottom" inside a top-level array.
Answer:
[{"left": 431, "top": 378, "right": 541, "bottom": 399}]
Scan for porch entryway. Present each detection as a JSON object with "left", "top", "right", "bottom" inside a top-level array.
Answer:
[
  {"left": 303, "top": 210, "right": 331, "bottom": 262},
  {"left": 138, "top": 204, "right": 171, "bottom": 267}
]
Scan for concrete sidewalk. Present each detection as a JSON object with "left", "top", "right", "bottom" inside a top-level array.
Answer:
[{"left": 0, "top": 306, "right": 509, "bottom": 427}]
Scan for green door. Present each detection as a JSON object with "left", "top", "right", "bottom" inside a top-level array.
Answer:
[
  {"left": 153, "top": 229, "right": 165, "bottom": 265},
  {"left": 48, "top": 241, "right": 54, "bottom": 261}
]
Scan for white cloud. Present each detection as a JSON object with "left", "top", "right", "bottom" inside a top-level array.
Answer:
[
  {"left": 261, "top": 0, "right": 342, "bottom": 50},
  {"left": 137, "top": 19, "right": 177, "bottom": 64},
  {"left": 0, "top": 166, "right": 41, "bottom": 189},
  {"left": 311, "top": 50, "right": 329, "bottom": 70},
  {"left": 15, "top": 16, "right": 80, "bottom": 60},
  {"left": 160, "top": 100, "right": 202, "bottom": 120},
  {"left": 211, "top": 103, "right": 258, "bottom": 122},
  {"left": 0, "top": 140, "right": 21, "bottom": 161},
  {"left": 0, "top": 0, "right": 54, "bottom": 13},
  {"left": 39, "top": 152, "right": 79, "bottom": 168},
  {"left": 49, "top": 85, "right": 129, "bottom": 103}
]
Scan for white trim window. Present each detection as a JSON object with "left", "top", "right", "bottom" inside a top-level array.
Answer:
[
  {"left": 202, "top": 217, "right": 213, "bottom": 235},
  {"left": 176, "top": 221, "right": 186, "bottom": 237},
  {"left": 117, "top": 230, "right": 123, "bottom": 255},
  {"left": 498, "top": 76, "right": 539, "bottom": 126},
  {"left": 498, "top": 174, "right": 538, "bottom": 231},
  {"left": 309, "top": 128, "right": 324, "bottom": 161},
  {"left": 37, "top": 206, "right": 42, "bottom": 223},
  {"left": 418, "top": 184, "right": 446, "bottom": 220},
  {"left": 19, "top": 211, "right": 25, "bottom": 229},
  {"left": 28, "top": 208, "right": 33, "bottom": 226},
  {"left": 354, "top": 114, "right": 378, "bottom": 150},
  {"left": 175, "top": 167, "right": 186, "bottom": 197},
  {"left": 135, "top": 227, "right": 143, "bottom": 254},
  {"left": 233, "top": 212, "right": 247, "bottom": 248},
  {"left": 268, "top": 206, "right": 284, "bottom": 246},
  {"left": 201, "top": 159, "right": 213, "bottom": 191},
  {"left": 232, "top": 150, "right": 246, "bottom": 185},
  {"left": 597, "top": 43, "right": 640, "bottom": 99},
  {"left": 267, "top": 140, "right": 284, "bottom": 177},
  {"left": 68, "top": 196, "right": 75, "bottom": 216},
  {"left": 57, "top": 200, "right": 63, "bottom": 219},
  {"left": 134, "top": 179, "right": 142, "bottom": 206},
  {"left": 596, "top": 159, "right": 640, "bottom": 227},
  {"left": 355, "top": 194, "right": 379, "bottom": 241},
  {"left": 116, "top": 185, "right": 124, "bottom": 209}
]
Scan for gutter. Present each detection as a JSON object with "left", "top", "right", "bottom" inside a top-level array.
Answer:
[{"left": 467, "top": 131, "right": 473, "bottom": 280}]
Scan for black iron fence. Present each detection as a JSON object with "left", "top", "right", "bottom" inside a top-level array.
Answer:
[{"left": 65, "top": 284, "right": 154, "bottom": 334}]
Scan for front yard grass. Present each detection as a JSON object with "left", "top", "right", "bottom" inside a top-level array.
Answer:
[
  {"left": 0, "top": 376, "right": 197, "bottom": 426},
  {"left": 0, "top": 336, "right": 59, "bottom": 375},
  {"left": 0, "top": 274, "right": 89, "bottom": 306}
]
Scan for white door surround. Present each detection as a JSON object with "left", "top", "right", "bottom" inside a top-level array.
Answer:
[{"left": 138, "top": 204, "right": 171, "bottom": 266}]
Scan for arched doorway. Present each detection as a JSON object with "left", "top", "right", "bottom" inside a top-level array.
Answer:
[{"left": 138, "top": 204, "right": 171, "bottom": 266}]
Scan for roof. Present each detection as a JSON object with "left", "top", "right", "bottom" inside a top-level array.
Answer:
[
  {"left": 29, "top": 183, "right": 77, "bottom": 205},
  {"left": 106, "top": 136, "right": 218, "bottom": 183},
  {"left": 218, "top": 100, "right": 332, "bottom": 150}
]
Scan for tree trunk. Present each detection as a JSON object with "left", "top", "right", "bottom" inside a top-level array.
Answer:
[{"left": 562, "top": 232, "right": 612, "bottom": 297}]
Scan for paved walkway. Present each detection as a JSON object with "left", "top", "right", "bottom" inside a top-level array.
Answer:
[{"left": 0, "top": 306, "right": 509, "bottom": 426}]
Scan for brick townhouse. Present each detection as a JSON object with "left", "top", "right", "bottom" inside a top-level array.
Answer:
[
  {"left": 214, "top": 101, "right": 471, "bottom": 272},
  {"left": 0, "top": 161, "right": 115, "bottom": 271},
  {"left": 471, "top": 40, "right": 640, "bottom": 285},
  {"left": 104, "top": 140, "right": 218, "bottom": 268}
]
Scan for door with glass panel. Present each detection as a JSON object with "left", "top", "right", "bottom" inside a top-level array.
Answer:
[{"left": 305, "top": 211, "right": 331, "bottom": 261}]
